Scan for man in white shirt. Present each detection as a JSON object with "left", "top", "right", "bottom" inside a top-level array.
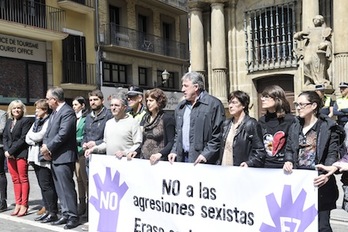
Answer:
[{"left": 85, "top": 94, "right": 142, "bottom": 158}]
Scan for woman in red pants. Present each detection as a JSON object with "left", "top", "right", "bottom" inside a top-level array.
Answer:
[{"left": 3, "top": 100, "right": 32, "bottom": 216}]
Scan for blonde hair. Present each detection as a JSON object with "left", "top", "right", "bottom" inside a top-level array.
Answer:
[{"left": 7, "top": 99, "right": 26, "bottom": 119}]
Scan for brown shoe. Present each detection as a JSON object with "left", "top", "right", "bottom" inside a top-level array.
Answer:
[{"left": 36, "top": 206, "right": 46, "bottom": 215}]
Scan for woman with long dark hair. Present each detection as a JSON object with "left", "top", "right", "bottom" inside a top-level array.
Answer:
[
  {"left": 72, "top": 96, "right": 88, "bottom": 215},
  {"left": 283, "top": 91, "right": 339, "bottom": 232},
  {"left": 242, "top": 85, "right": 295, "bottom": 168}
]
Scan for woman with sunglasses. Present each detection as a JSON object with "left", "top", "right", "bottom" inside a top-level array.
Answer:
[{"left": 283, "top": 91, "right": 339, "bottom": 232}]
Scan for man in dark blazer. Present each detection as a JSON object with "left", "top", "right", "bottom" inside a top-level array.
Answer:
[{"left": 41, "top": 87, "right": 79, "bottom": 229}]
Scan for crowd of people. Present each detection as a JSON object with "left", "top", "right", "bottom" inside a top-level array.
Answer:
[{"left": 0, "top": 71, "right": 347, "bottom": 232}]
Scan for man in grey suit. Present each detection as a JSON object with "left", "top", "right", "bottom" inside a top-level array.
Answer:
[{"left": 41, "top": 87, "right": 79, "bottom": 229}]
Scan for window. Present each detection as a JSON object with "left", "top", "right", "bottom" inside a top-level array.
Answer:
[
  {"left": 162, "top": 22, "right": 172, "bottom": 56},
  {"left": 244, "top": 2, "right": 297, "bottom": 72},
  {"left": 319, "top": 0, "right": 333, "bottom": 28},
  {"left": 103, "top": 62, "right": 127, "bottom": 85},
  {"left": 110, "top": 5, "right": 120, "bottom": 25},
  {"left": 0, "top": 57, "right": 46, "bottom": 104},
  {"left": 62, "top": 35, "right": 87, "bottom": 84},
  {"left": 138, "top": 14, "right": 153, "bottom": 52},
  {"left": 138, "top": 67, "right": 147, "bottom": 86}
]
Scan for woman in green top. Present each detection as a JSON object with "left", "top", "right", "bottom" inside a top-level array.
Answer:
[{"left": 72, "top": 96, "right": 88, "bottom": 216}]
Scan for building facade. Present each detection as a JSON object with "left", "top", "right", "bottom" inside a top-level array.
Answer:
[
  {"left": 188, "top": 0, "right": 347, "bottom": 117},
  {"left": 0, "top": 0, "right": 96, "bottom": 113},
  {"left": 0, "top": 0, "right": 189, "bottom": 113},
  {"left": 98, "top": 0, "right": 189, "bottom": 110}
]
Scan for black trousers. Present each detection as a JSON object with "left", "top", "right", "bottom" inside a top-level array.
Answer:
[
  {"left": 318, "top": 210, "right": 332, "bottom": 232},
  {"left": 0, "top": 148, "right": 7, "bottom": 205},
  {"left": 51, "top": 162, "right": 78, "bottom": 218},
  {"left": 32, "top": 164, "right": 58, "bottom": 214}
]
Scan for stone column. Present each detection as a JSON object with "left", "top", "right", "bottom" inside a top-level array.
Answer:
[
  {"left": 189, "top": 4, "right": 205, "bottom": 73},
  {"left": 302, "top": 0, "right": 319, "bottom": 30},
  {"left": 211, "top": 2, "right": 227, "bottom": 105},
  {"left": 153, "top": 11, "right": 161, "bottom": 37},
  {"left": 333, "top": 0, "right": 348, "bottom": 90}
]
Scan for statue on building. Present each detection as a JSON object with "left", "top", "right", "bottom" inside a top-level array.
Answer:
[{"left": 294, "top": 15, "right": 332, "bottom": 86}]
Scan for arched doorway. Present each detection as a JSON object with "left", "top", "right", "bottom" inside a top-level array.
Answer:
[{"left": 256, "top": 75, "right": 295, "bottom": 118}]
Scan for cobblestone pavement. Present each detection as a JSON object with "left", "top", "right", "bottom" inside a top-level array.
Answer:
[{"left": 0, "top": 169, "right": 347, "bottom": 231}]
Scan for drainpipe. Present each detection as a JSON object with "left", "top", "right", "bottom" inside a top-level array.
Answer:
[{"left": 94, "top": 0, "right": 101, "bottom": 89}]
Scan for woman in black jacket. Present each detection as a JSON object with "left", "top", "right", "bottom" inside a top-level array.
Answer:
[
  {"left": 3, "top": 100, "right": 32, "bottom": 216},
  {"left": 218, "top": 90, "right": 266, "bottom": 166},
  {"left": 283, "top": 91, "right": 339, "bottom": 232}
]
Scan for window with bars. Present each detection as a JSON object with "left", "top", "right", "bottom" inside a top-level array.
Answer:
[
  {"left": 62, "top": 35, "right": 87, "bottom": 84},
  {"left": 102, "top": 62, "right": 127, "bottom": 85},
  {"left": 244, "top": 2, "right": 297, "bottom": 73}
]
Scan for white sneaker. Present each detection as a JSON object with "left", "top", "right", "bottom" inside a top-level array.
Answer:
[{"left": 81, "top": 223, "right": 89, "bottom": 231}]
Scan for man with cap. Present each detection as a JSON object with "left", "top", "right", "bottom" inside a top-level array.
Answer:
[
  {"left": 315, "top": 84, "right": 334, "bottom": 117},
  {"left": 333, "top": 82, "right": 348, "bottom": 127},
  {"left": 126, "top": 86, "right": 146, "bottom": 123}
]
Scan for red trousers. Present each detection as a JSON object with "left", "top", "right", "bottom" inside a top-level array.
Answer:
[{"left": 7, "top": 158, "right": 30, "bottom": 206}]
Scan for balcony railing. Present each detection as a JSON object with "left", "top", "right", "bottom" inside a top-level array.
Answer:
[
  {"left": 62, "top": 61, "right": 96, "bottom": 85},
  {"left": 0, "top": 0, "right": 65, "bottom": 32},
  {"left": 58, "top": 0, "right": 94, "bottom": 9},
  {"left": 100, "top": 23, "right": 188, "bottom": 60},
  {"left": 158, "top": 0, "right": 188, "bottom": 11}
]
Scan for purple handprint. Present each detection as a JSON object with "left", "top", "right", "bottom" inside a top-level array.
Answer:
[
  {"left": 90, "top": 167, "right": 129, "bottom": 232},
  {"left": 260, "top": 185, "right": 317, "bottom": 232}
]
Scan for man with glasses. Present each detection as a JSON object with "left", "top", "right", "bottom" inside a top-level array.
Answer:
[
  {"left": 41, "top": 87, "right": 79, "bottom": 229},
  {"left": 84, "top": 94, "right": 142, "bottom": 159}
]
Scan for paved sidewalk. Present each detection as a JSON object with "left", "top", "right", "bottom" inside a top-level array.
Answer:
[
  {"left": 331, "top": 174, "right": 348, "bottom": 231},
  {"left": 0, "top": 168, "right": 87, "bottom": 232}
]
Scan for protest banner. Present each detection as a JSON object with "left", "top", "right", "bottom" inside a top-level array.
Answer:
[{"left": 89, "top": 155, "right": 318, "bottom": 232}]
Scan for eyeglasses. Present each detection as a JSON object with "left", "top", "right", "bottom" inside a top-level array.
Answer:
[
  {"left": 260, "top": 95, "right": 272, "bottom": 100},
  {"left": 294, "top": 102, "right": 313, "bottom": 109}
]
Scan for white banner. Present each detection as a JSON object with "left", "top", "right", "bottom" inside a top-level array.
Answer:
[{"left": 89, "top": 155, "right": 318, "bottom": 232}]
